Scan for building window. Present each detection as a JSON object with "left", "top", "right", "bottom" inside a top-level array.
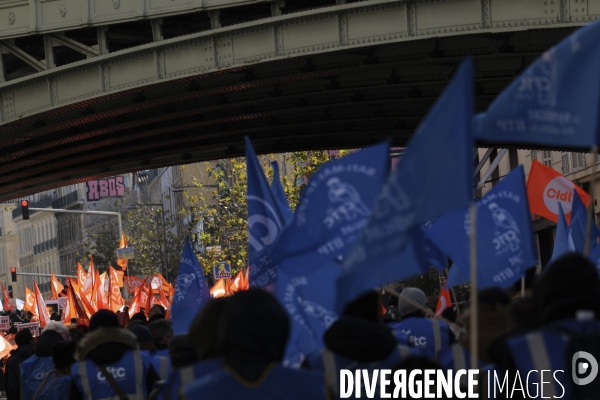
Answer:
[
  {"left": 543, "top": 151, "right": 552, "bottom": 167},
  {"left": 572, "top": 152, "right": 586, "bottom": 172},
  {"left": 531, "top": 150, "right": 538, "bottom": 161},
  {"left": 561, "top": 152, "right": 571, "bottom": 175}
]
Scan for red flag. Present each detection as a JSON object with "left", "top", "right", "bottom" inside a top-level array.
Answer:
[
  {"left": 77, "top": 262, "right": 87, "bottom": 288},
  {"left": 108, "top": 267, "right": 125, "bottom": 313},
  {"left": 23, "top": 287, "right": 37, "bottom": 316},
  {"left": 124, "top": 276, "right": 145, "bottom": 295},
  {"left": 34, "top": 281, "right": 51, "bottom": 328},
  {"left": 158, "top": 285, "right": 169, "bottom": 309},
  {"left": 128, "top": 276, "right": 148, "bottom": 318},
  {"left": 435, "top": 283, "right": 452, "bottom": 317},
  {"left": 526, "top": 159, "right": 590, "bottom": 223},
  {"left": 94, "top": 270, "right": 108, "bottom": 310},
  {"left": 144, "top": 279, "right": 153, "bottom": 316},
  {"left": 1, "top": 284, "right": 12, "bottom": 311},
  {"left": 227, "top": 271, "right": 245, "bottom": 294}
]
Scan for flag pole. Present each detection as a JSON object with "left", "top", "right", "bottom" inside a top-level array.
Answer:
[
  {"left": 444, "top": 267, "right": 461, "bottom": 317},
  {"left": 468, "top": 203, "right": 479, "bottom": 370},
  {"left": 585, "top": 145, "right": 598, "bottom": 257},
  {"left": 521, "top": 277, "right": 525, "bottom": 297}
]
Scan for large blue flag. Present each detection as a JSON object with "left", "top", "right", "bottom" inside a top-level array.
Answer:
[
  {"left": 475, "top": 20, "right": 600, "bottom": 148},
  {"left": 274, "top": 142, "right": 390, "bottom": 365},
  {"left": 270, "top": 142, "right": 390, "bottom": 266},
  {"left": 171, "top": 238, "right": 210, "bottom": 335},
  {"left": 427, "top": 166, "right": 538, "bottom": 289},
  {"left": 271, "top": 161, "right": 293, "bottom": 225},
  {"left": 570, "top": 189, "right": 600, "bottom": 248},
  {"left": 549, "top": 203, "right": 574, "bottom": 264},
  {"left": 246, "top": 137, "right": 286, "bottom": 288},
  {"left": 335, "top": 58, "right": 474, "bottom": 311}
]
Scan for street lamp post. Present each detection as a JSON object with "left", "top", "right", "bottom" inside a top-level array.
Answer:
[{"left": 127, "top": 203, "right": 168, "bottom": 280}]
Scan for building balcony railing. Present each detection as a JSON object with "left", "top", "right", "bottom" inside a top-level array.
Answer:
[
  {"left": 52, "top": 190, "right": 80, "bottom": 209},
  {"left": 33, "top": 238, "right": 57, "bottom": 255}
]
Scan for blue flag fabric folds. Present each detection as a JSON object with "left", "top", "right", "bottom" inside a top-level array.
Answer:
[
  {"left": 270, "top": 142, "right": 390, "bottom": 266},
  {"left": 335, "top": 58, "right": 474, "bottom": 311},
  {"left": 274, "top": 142, "right": 391, "bottom": 365},
  {"left": 569, "top": 189, "right": 600, "bottom": 251},
  {"left": 446, "top": 264, "right": 469, "bottom": 289},
  {"left": 271, "top": 161, "right": 293, "bottom": 225},
  {"left": 171, "top": 238, "right": 210, "bottom": 335},
  {"left": 549, "top": 203, "right": 575, "bottom": 264},
  {"left": 427, "top": 166, "right": 538, "bottom": 289},
  {"left": 246, "top": 137, "right": 286, "bottom": 288},
  {"left": 475, "top": 20, "right": 600, "bottom": 148}
]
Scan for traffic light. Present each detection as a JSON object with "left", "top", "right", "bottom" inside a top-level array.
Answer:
[
  {"left": 21, "top": 200, "right": 29, "bottom": 220},
  {"left": 10, "top": 267, "right": 16, "bottom": 282},
  {"left": 7, "top": 285, "right": 12, "bottom": 298}
]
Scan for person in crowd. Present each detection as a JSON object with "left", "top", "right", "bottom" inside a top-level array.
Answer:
[
  {"left": 32, "top": 341, "right": 77, "bottom": 400},
  {"left": 149, "top": 319, "right": 173, "bottom": 357},
  {"left": 6, "top": 329, "right": 33, "bottom": 400},
  {"left": 69, "top": 309, "right": 159, "bottom": 400},
  {"left": 304, "top": 291, "right": 415, "bottom": 398},
  {"left": 129, "top": 324, "right": 171, "bottom": 380},
  {"left": 438, "top": 287, "right": 510, "bottom": 370},
  {"left": 154, "top": 297, "right": 231, "bottom": 400},
  {"left": 20, "top": 321, "right": 68, "bottom": 399},
  {"left": 389, "top": 287, "right": 453, "bottom": 359},
  {"left": 69, "top": 328, "right": 84, "bottom": 343},
  {"left": 131, "top": 311, "right": 147, "bottom": 325},
  {"left": 503, "top": 253, "right": 600, "bottom": 400},
  {"left": 182, "top": 290, "right": 328, "bottom": 399},
  {"left": 148, "top": 305, "right": 166, "bottom": 323}
]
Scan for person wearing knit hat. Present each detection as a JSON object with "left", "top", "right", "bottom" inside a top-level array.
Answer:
[
  {"left": 504, "top": 253, "right": 600, "bottom": 399},
  {"left": 69, "top": 310, "right": 160, "bottom": 399},
  {"left": 389, "top": 287, "right": 453, "bottom": 359},
  {"left": 31, "top": 341, "right": 77, "bottom": 400}
]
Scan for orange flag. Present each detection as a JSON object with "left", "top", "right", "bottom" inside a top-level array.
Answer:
[
  {"left": 77, "top": 262, "right": 87, "bottom": 288},
  {"left": 70, "top": 278, "right": 96, "bottom": 317},
  {"left": 0, "top": 335, "right": 13, "bottom": 359},
  {"left": 128, "top": 276, "right": 148, "bottom": 318},
  {"left": 210, "top": 279, "right": 227, "bottom": 298},
  {"left": 227, "top": 271, "right": 245, "bottom": 294},
  {"left": 124, "top": 276, "right": 145, "bottom": 295},
  {"left": 82, "top": 258, "right": 95, "bottom": 301},
  {"left": 158, "top": 285, "right": 169, "bottom": 309},
  {"left": 108, "top": 267, "right": 125, "bottom": 313},
  {"left": 108, "top": 266, "right": 124, "bottom": 288},
  {"left": 94, "top": 270, "right": 108, "bottom": 310},
  {"left": 23, "top": 287, "right": 37, "bottom": 316},
  {"left": 34, "top": 282, "right": 51, "bottom": 328},
  {"left": 64, "top": 279, "right": 90, "bottom": 326},
  {"left": 144, "top": 279, "right": 153, "bottom": 316},
  {"left": 526, "top": 159, "right": 591, "bottom": 223},
  {"left": 435, "top": 282, "right": 452, "bottom": 317},
  {"left": 50, "top": 272, "right": 64, "bottom": 300},
  {"left": 117, "top": 234, "right": 128, "bottom": 270},
  {"left": 1, "top": 284, "right": 12, "bottom": 311}
]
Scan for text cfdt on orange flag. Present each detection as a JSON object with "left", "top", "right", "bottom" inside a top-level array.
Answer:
[{"left": 526, "top": 160, "right": 590, "bottom": 223}]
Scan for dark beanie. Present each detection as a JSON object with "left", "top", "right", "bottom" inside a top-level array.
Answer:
[
  {"left": 131, "top": 311, "right": 147, "bottom": 324},
  {"left": 128, "top": 325, "right": 154, "bottom": 344},
  {"left": 52, "top": 341, "right": 77, "bottom": 370},
  {"left": 89, "top": 310, "right": 120, "bottom": 332},
  {"left": 536, "top": 253, "right": 600, "bottom": 322}
]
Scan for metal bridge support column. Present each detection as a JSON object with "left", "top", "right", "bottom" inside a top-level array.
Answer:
[
  {"left": 0, "top": 48, "right": 6, "bottom": 82},
  {"left": 209, "top": 10, "right": 221, "bottom": 29},
  {"left": 97, "top": 26, "right": 109, "bottom": 55},
  {"left": 43, "top": 35, "right": 56, "bottom": 69},
  {"left": 271, "top": 1, "right": 285, "bottom": 17},
  {"left": 151, "top": 19, "right": 164, "bottom": 42}
]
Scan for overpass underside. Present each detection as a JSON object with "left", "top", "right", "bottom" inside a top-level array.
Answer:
[{"left": 0, "top": 0, "right": 597, "bottom": 201}]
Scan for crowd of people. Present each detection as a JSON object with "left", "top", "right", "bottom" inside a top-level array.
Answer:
[{"left": 0, "top": 252, "right": 594, "bottom": 399}]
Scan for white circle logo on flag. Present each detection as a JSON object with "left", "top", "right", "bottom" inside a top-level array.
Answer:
[{"left": 543, "top": 176, "right": 575, "bottom": 215}]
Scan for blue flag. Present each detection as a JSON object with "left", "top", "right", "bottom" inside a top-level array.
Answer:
[
  {"left": 336, "top": 58, "right": 474, "bottom": 311},
  {"left": 270, "top": 142, "right": 390, "bottom": 266},
  {"left": 475, "top": 20, "right": 600, "bottom": 148},
  {"left": 274, "top": 143, "right": 391, "bottom": 364},
  {"left": 246, "top": 137, "right": 286, "bottom": 288},
  {"left": 171, "top": 238, "right": 210, "bottom": 335},
  {"left": 446, "top": 263, "right": 469, "bottom": 289},
  {"left": 570, "top": 189, "right": 600, "bottom": 245},
  {"left": 549, "top": 203, "right": 575, "bottom": 264},
  {"left": 587, "top": 243, "right": 600, "bottom": 274},
  {"left": 427, "top": 166, "right": 538, "bottom": 289},
  {"left": 421, "top": 220, "right": 448, "bottom": 271},
  {"left": 271, "top": 161, "right": 293, "bottom": 225}
]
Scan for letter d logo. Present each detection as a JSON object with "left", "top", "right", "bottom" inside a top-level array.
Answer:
[{"left": 572, "top": 351, "right": 599, "bottom": 385}]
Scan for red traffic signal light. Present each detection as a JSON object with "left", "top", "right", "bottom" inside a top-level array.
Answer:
[
  {"left": 10, "top": 267, "right": 16, "bottom": 282},
  {"left": 20, "top": 200, "right": 29, "bottom": 220}
]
